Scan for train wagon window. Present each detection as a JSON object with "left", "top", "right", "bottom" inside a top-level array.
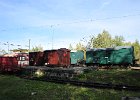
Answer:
[
  {"left": 22, "top": 57, "right": 26, "bottom": 61},
  {"left": 19, "top": 57, "right": 26, "bottom": 61}
]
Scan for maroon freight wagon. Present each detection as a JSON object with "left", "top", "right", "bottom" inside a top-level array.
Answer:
[
  {"left": 3, "top": 53, "right": 29, "bottom": 67},
  {"left": 0, "top": 57, "right": 18, "bottom": 72},
  {"left": 44, "top": 48, "right": 70, "bottom": 67},
  {"left": 29, "top": 52, "right": 44, "bottom": 66}
]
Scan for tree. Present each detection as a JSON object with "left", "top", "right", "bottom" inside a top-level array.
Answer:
[
  {"left": 89, "top": 30, "right": 113, "bottom": 48},
  {"left": 113, "top": 36, "right": 124, "bottom": 46},
  {"left": 31, "top": 44, "right": 43, "bottom": 52},
  {"left": 124, "top": 42, "right": 132, "bottom": 46},
  {"left": 68, "top": 44, "right": 73, "bottom": 50},
  {"left": 132, "top": 40, "right": 140, "bottom": 64},
  {"left": 87, "top": 30, "right": 127, "bottom": 48},
  {"left": 75, "top": 42, "right": 86, "bottom": 51}
]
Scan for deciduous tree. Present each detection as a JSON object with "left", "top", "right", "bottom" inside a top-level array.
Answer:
[
  {"left": 89, "top": 30, "right": 113, "bottom": 48},
  {"left": 31, "top": 44, "right": 43, "bottom": 52}
]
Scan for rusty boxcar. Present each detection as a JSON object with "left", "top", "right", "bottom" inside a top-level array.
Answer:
[
  {"left": 29, "top": 52, "right": 44, "bottom": 66},
  {"left": 44, "top": 48, "right": 70, "bottom": 67},
  {"left": 0, "top": 57, "right": 18, "bottom": 72},
  {"left": 3, "top": 52, "right": 29, "bottom": 67}
]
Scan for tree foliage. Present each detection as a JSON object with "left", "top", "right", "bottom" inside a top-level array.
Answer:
[
  {"left": 132, "top": 40, "right": 140, "bottom": 63},
  {"left": 31, "top": 44, "right": 43, "bottom": 52},
  {"left": 89, "top": 30, "right": 125, "bottom": 48},
  {"left": 68, "top": 44, "right": 73, "bottom": 50},
  {"left": 90, "top": 30, "right": 113, "bottom": 48},
  {"left": 113, "top": 36, "right": 124, "bottom": 46},
  {"left": 75, "top": 42, "right": 86, "bottom": 51}
]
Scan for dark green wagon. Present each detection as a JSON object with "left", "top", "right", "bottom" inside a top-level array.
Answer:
[
  {"left": 86, "top": 48, "right": 108, "bottom": 65},
  {"left": 86, "top": 46, "right": 134, "bottom": 66},
  {"left": 110, "top": 46, "right": 134, "bottom": 65},
  {"left": 70, "top": 50, "right": 84, "bottom": 65}
]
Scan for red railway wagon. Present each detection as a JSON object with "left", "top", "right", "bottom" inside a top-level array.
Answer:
[
  {"left": 29, "top": 52, "right": 44, "bottom": 66},
  {"left": 44, "top": 48, "right": 70, "bottom": 67},
  {"left": 3, "top": 53, "right": 29, "bottom": 67},
  {"left": 0, "top": 57, "right": 18, "bottom": 72}
]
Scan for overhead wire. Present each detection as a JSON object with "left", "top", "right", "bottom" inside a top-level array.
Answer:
[
  {"left": 44, "top": 13, "right": 140, "bottom": 26},
  {"left": 1, "top": 13, "right": 140, "bottom": 31}
]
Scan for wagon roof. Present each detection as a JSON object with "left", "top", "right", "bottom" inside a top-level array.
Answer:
[
  {"left": 87, "top": 47, "right": 114, "bottom": 51},
  {"left": 114, "top": 46, "right": 133, "bottom": 50},
  {"left": 87, "top": 46, "right": 133, "bottom": 51},
  {"left": 70, "top": 50, "right": 84, "bottom": 52},
  {"left": 44, "top": 48, "right": 70, "bottom": 52}
]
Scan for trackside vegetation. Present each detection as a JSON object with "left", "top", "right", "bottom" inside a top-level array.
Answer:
[
  {"left": 75, "top": 69, "right": 140, "bottom": 86},
  {"left": 0, "top": 69, "right": 140, "bottom": 100}
]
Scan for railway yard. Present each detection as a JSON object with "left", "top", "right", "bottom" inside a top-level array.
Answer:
[
  {"left": 0, "top": 46, "right": 140, "bottom": 99},
  {"left": 1, "top": 0, "right": 140, "bottom": 99}
]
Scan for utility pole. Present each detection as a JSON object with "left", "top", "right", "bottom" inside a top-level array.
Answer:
[
  {"left": 4, "top": 42, "right": 10, "bottom": 53},
  {"left": 29, "top": 39, "right": 31, "bottom": 52},
  {"left": 51, "top": 25, "right": 54, "bottom": 49},
  {"left": 7, "top": 42, "right": 9, "bottom": 53}
]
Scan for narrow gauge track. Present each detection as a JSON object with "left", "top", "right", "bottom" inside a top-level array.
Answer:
[{"left": 24, "top": 77, "right": 140, "bottom": 91}]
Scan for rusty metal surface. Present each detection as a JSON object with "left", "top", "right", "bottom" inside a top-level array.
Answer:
[
  {"left": 44, "top": 48, "right": 70, "bottom": 67},
  {"left": 29, "top": 52, "right": 44, "bottom": 66},
  {"left": 0, "top": 57, "right": 18, "bottom": 71},
  {"left": 2, "top": 53, "right": 29, "bottom": 67},
  {"left": 29, "top": 48, "right": 70, "bottom": 67},
  {"left": 47, "top": 50, "right": 58, "bottom": 65}
]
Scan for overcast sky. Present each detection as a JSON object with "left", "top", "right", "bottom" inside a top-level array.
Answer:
[{"left": 0, "top": 0, "right": 140, "bottom": 51}]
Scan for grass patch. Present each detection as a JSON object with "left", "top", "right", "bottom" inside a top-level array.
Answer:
[
  {"left": 75, "top": 69, "right": 140, "bottom": 86},
  {"left": 0, "top": 74, "right": 140, "bottom": 100}
]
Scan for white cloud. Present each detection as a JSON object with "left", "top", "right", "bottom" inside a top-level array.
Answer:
[{"left": 100, "top": 0, "right": 112, "bottom": 9}]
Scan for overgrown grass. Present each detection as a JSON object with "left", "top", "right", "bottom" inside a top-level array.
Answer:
[
  {"left": 75, "top": 69, "right": 140, "bottom": 86},
  {"left": 0, "top": 74, "right": 140, "bottom": 100}
]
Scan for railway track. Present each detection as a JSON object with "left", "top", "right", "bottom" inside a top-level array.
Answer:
[
  {"left": 131, "top": 67, "right": 140, "bottom": 70},
  {"left": 25, "top": 77, "right": 140, "bottom": 91},
  {"left": 20, "top": 66, "right": 140, "bottom": 91}
]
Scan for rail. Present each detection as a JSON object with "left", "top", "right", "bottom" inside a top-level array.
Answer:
[{"left": 23, "top": 77, "right": 140, "bottom": 91}]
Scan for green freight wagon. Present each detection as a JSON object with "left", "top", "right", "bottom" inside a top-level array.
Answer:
[
  {"left": 70, "top": 50, "right": 84, "bottom": 65},
  {"left": 86, "top": 48, "right": 109, "bottom": 65},
  {"left": 86, "top": 46, "right": 134, "bottom": 66},
  {"left": 86, "top": 49, "right": 94, "bottom": 65},
  {"left": 109, "top": 46, "right": 134, "bottom": 65}
]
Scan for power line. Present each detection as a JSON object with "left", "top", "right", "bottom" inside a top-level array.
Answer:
[
  {"left": 1, "top": 13, "right": 140, "bottom": 31},
  {"left": 45, "top": 13, "right": 140, "bottom": 25},
  {"left": 59, "top": 13, "right": 140, "bottom": 25}
]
